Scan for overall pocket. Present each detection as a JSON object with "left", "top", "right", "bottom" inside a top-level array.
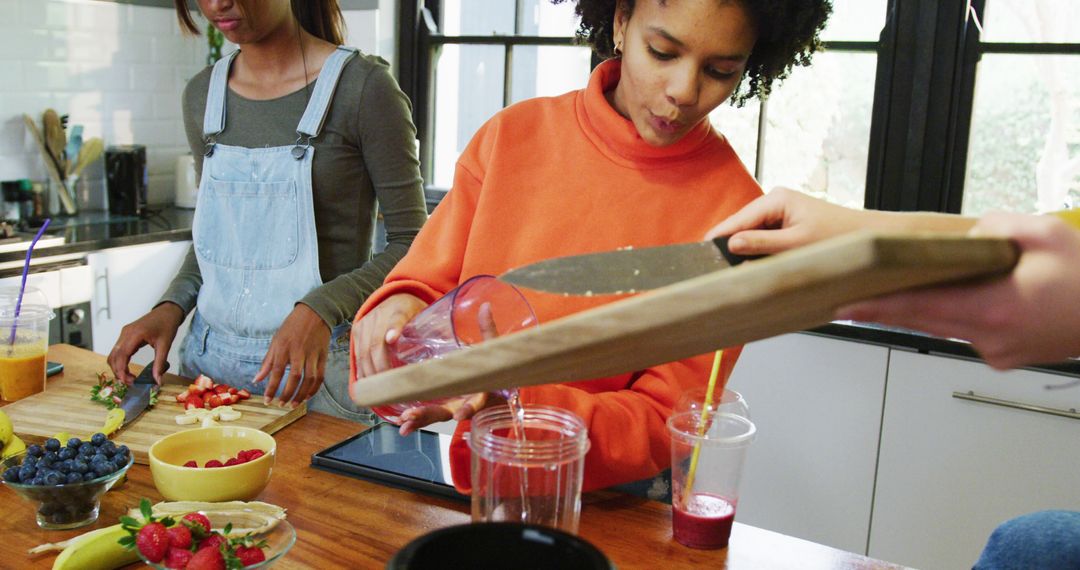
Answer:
[{"left": 193, "top": 177, "right": 300, "bottom": 270}]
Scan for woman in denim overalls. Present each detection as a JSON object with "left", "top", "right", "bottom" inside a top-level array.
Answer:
[{"left": 107, "top": 0, "right": 426, "bottom": 423}]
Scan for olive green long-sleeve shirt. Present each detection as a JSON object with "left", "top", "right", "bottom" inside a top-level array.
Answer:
[{"left": 159, "top": 52, "right": 427, "bottom": 329}]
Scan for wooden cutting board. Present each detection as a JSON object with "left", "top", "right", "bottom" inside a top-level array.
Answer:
[
  {"left": 4, "top": 345, "right": 306, "bottom": 464},
  {"left": 350, "top": 232, "right": 1019, "bottom": 407}
]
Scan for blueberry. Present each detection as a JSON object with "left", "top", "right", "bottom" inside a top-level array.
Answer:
[
  {"left": 90, "top": 433, "right": 106, "bottom": 447},
  {"left": 66, "top": 438, "right": 82, "bottom": 449},
  {"left": 58, "top": 448, "right": 75, "bottom": 461},
  {"left": 72, "top": 460, "right": 89, "bottom": 474},
  {"left": 44, "top": 438, "right": 61, "bottom": 452},
  {"left": 3, "top": 467, "right": 20, "bottom": 482},
  {"left": 18, "top": 466, "right": 34, "bottom": 481},
  {"left": 100, "top": 442, "right": 117, "bottom": 457},
  {"left": 82, "top": 472, "right": 97, "bottom": 482},
  {"left": 30, "top": 476, "right": 44, "bottom": 486},
  {"left": 65, "top": 472, "right": 82, "bottom": 484},
  {"left": 93, "top": 464, "right": 111, "bottom": 478},
  {"left": 26, "top": 445, "right": 43, "bottom": 457},
  {"left": 43, "top": 472, "right": 61, "bottom": 486},
  {"left": 116, "top": 444, "right": 130, "bottom": 457},
  {"left": 23, "top": 456, "right": 37, "bottom": 469}
]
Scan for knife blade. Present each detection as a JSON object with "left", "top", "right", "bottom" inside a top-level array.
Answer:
[
  {"left": 118, "top": 361, "right": 169, "bottom": 428},
  {"left": 500, "top": 236, "right": 760, "bottom": 295}
]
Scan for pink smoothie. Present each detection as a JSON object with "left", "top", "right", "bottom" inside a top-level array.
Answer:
[{"left": 672, "top": 493, "right": 736, "bottom": 549}]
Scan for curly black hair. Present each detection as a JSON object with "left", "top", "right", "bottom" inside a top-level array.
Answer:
[{"left": 551, "top": 0, "right": 832, "bottom": 106}]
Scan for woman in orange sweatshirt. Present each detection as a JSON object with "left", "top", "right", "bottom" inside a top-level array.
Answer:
[{"left": 351, "top": 0, "right": 831, "bottom": 493}]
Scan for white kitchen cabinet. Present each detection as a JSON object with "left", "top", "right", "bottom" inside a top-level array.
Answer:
[
  {"left": 726, "top": 333, "right": 890, "bottom": 554},
  {"left": 869, "top": 350, "right": 1080, "bottom": 570},
  {"left": 89, "top": 240, "right": 193, "bottom": 370}
]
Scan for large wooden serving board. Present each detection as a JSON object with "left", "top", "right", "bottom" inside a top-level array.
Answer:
[
  {"left": 351, "top": 232, "right": 1019, "bottom": 407},
  {"left": 4, "top": 345, "right": 306, "bottom": 464}
]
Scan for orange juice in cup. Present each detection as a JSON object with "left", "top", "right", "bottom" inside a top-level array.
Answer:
[{"left": 0, "top": 287, "right": 53, "bottom": 402}]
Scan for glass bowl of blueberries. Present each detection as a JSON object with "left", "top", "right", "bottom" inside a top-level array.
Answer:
[{"left": 1, "top": 432, "right": 133, "bottom": 529}]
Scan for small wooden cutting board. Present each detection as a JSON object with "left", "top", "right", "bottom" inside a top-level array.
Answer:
[
  {"left": 4, "top": 345, "right": 306, "bottom": 464},
  {"left": 350, "top": 232, "right": 1019, "bottom": 407}
]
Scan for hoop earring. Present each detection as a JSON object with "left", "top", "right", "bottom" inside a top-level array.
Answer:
[{"left": 614, "top": 41, "right": 623, "bottom": 58}]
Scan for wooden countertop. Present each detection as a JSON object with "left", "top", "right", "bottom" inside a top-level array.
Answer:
[{"left": 0, "top": 346, "right": 907, "bottom": 569}]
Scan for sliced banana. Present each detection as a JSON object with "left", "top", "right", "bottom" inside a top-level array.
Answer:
[
  {"left": 216, "top": 406, "right": 242, "bottom": 421},
  {"left": 132, "top": 501, "right": 287, "bottom": 536},
  {"left": 174, "top": 405, "right": 241, "bottom": 425}
]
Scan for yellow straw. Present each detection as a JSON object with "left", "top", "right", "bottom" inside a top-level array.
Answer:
[{"left": 681, "top": 349, "right": 723, "bottom": 507}]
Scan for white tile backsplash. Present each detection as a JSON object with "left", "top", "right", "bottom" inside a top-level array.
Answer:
[
  {"left": 1, "top": 0, "right": 388, "bottom": 206},
  {"left": 0, "top": 0, "right": 206, "bottom": 203}
]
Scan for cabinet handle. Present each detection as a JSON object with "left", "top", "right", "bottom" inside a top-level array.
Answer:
[
  {"left": 95, "top": 268, "right": 111, "bottom": 320},
  {"left": 952, "top": 391, "right": 1080, "bottom": 420}
]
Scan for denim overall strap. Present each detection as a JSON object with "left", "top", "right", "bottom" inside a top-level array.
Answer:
[
  {"left": 202, "top": 50, "right": 240, "bottom": 151},
  {"left": 185, "top": 46, "right": 355, "bottom": 392},
  {"left": 296, "top": 47, "right": 357, "bottom": 139}
]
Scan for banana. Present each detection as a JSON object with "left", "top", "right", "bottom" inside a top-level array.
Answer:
[
  {"left": 2, "top": 434, "right": 26, "bottom": 459},
  {"left": 29, "top": 523, "right": 139, "bottom": 570},
  {"left": 133, "top": 500, "right": 287, "bottom": 536},
  {"left": 0, "top": 409, "right": 12, "bottom": 447}
]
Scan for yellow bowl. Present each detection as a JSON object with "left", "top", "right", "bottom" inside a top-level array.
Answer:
[{"left": 148, "top": 426, "right": 276, "bottom": 502}]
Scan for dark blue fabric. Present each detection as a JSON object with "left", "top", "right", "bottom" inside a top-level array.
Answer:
[{"left": 973, "top": 510, "right": 1080, "bottom": 570}]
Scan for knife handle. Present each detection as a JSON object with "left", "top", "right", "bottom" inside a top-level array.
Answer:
[{"left": 712, "top": 236, "right": 764, "bottom": 266}]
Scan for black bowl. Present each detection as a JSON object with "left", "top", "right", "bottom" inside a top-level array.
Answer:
[{"left": 388, "top": 523, "right": 614, "bottom": 570}]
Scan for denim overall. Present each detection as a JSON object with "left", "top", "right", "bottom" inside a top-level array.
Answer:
[{"left": 180, "top": 47, "right": 371, "bottom": 422}]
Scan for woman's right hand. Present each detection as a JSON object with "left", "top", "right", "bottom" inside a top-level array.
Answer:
[
  {"left": 107, "top": 302, "right": 185, "bottom": 385},
  {"left": 351, "top": 293, "right": 429, "bottom": 379}
]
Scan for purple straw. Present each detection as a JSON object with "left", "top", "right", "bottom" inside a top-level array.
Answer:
[{"left": 7, "top": 218, "right": 52, "bottom": 346}]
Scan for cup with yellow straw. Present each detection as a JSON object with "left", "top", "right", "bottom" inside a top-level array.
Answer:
[{"left": 667, "top": 349, "right": 757, "bottom": 550}]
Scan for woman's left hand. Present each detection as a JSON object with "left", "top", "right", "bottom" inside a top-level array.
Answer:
[
  {"left": 254, "top": 304, "right": 330, "bottom": 407},
  {"left": 395, "top": 301, "right": 503, "bottom": 435}
]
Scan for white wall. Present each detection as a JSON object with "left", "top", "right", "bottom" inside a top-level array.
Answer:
[{"left": 0, "top": 0, "right": 391, "bottom": 207}]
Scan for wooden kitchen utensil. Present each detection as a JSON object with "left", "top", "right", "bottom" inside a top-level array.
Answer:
[
  {"left": 67, "top": 137, "right": 103, "bottom": 179},
  {"left": 22, "top": 114, "right": 78, "bottom": 215},
  {"left": 350, "top": 232, "right": 1020, "bottom": 407},
  {"left": 42, "top": 109, "right": 67, "bottom": 174},
  {"left": 4, "top": 345, "right": 306, "bottom": 465}
]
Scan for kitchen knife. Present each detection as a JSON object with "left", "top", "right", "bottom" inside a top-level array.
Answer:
[
  {"left": 118, "top": 361, "right": 169, "bottom": 428},
  {"left": 500, "top": 236, "right": 761, "bottom": 295}
]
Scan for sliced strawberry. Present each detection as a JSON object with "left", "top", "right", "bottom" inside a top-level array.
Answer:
[
  {"left": 224, "top": 457, "right": 242, "bottom": 467},
  {"left": 207, "top": 394, "right": 223, "bottom": 409},
  {"left": 186, "top": 395, "right": 204, "bottom": 410},
  {"left": 247, "top": 449, "right": 265, "bottom": 461},
  {"left": 219, "top": 393, "right": 236, "bottom": 406},
  {"left": 194, "top": 374, "right": 215, "bottom": 391},
  {"left": 183, "top": 460, "right": 198, "bottom": 468},
  {"left": 205, "top": 459, "right": 224, "bottom": 468},
  {"left": 236, "top": 389, "right": 251, "bottom": 401},
  {"left": 190, "top": 385, "right": 207, "bottom": 397},
  {"left": 213, "top": 384, "right": 230, "bottom": 394},
  {"left": 175, "top": 389, "right": 189, "bottom": 403},
  {"left": 228, "top": 387, "right": 238, "bottom": 395}
]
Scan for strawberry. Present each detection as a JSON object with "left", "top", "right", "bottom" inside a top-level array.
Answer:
[
  {"left": 213, "top": 384, "right": 230, "bottom": 394},
  {"left": 166, "top": 524, "right": 192, "bottom": 549},
  {"left": 205, "top": 459, "right": 224, "bottom": 468},
  {"left": 186, "top": 546, "right": 225, "bottom": 570},
  {"left": 186, "top": 395, "right": 204, "bottom": 410},
  {"left": 218, "top": 393, "right": 235, "bottom": 406},
  {"left": 163, "top": 546, "right": 193, "bottom": 569},
  {"left": 183, "top": 460, "right": 198, "bottom": 468},
  {"left": 246, "top": 450, "right": 265, "bottom": 461},
  {"left": 228, "top": 387, "right": 238, "bottom": 395},
  {"left": 194, "top": 374, "right": 215, "bottom": 391},
  {"left": 198, "top": 533, "right": 227, "bottom": 552},
  {"left": 190, "top": 385, "right": 207, "bottom": 397},
  {"left": 176, "top": 389, "right": 189, "bottom": 403},
  {"left": 182, "top": 512, "right": 213, "bottom": 536},
  {"left": 135, "top": 522, "right": 171, "bottom": 563},
  {"left": 235, "top": 545, "right": 266, "bottom": 566},
  {"left": 236, "top": 389, "right": 251, "bottom": 401},
  {"left": 207, "top": 394, "right": 223, "bottom": 409},
  {"left": 224, "top": 457, "right": 242, "bottom": 467}
]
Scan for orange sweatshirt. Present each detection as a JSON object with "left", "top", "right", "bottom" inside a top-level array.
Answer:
[{"left": 353, "top": 59, "right": 763, "bottom": 493}]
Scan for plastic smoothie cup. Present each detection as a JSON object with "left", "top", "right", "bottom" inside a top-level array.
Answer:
[{"left": 0, "top": 286, "right": 53, "bottom": 402}]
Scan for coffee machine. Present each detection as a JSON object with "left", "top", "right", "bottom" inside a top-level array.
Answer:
[{"left": 105, "top": 145, "right": 147, "bottom": 217}]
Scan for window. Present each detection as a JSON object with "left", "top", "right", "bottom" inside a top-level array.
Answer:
[
  {"left": 400, "top": 0, "right": 1052, "bottom": 217},
  {"left": 961, "top": 0, "right": 1080, "bottom": 215}
]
